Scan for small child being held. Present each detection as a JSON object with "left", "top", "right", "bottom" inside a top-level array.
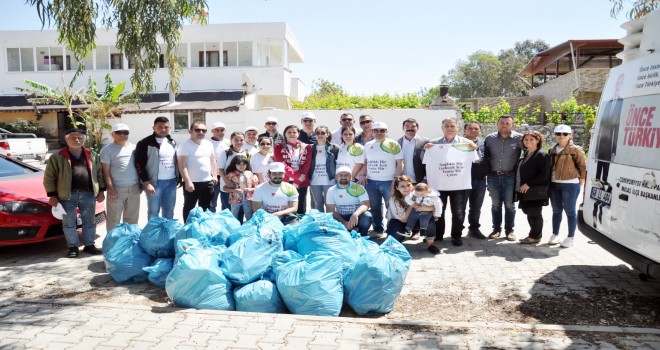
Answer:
[
  {"left": 401, "top": 183, "right": 443, "bottom": 238},
  {"left": 223, "top": 155, "right": 259, "bottom": 223}
]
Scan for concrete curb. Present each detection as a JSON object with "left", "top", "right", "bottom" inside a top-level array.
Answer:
[{"left": 3, "top": 297, "right": 659, "bottom": 335}]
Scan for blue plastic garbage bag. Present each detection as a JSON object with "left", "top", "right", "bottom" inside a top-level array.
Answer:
[
  {"left": 352, "top": 231, "right": 379, "bottom": 256},
  {"left": 104, "top": 229, "right": 153, "bottom": 284},
  {"left": 143, "top": 258, "right": 174, "bottom": 288},
  {"left": 344, "top": 236, "right": 412, "bottom": 315},
  {"left": 185, "top": 206, "right": 210, "bottom": 224},
  {"left": 213, "top": 209, "right": 241, "bottom": 232},
  {"left": 102, "top": 223, "right": 141, "bottom": 256},
  {"left": 174, "top": 238, "right": 225, "bottom": 262},
  {"left": 282, "top": 210, "right": 344, "bottom": 251},
  {"left": 227, "top": 210, "right": 284, "bottom": 246},
  {"left": 234, "top": 279, "right": 287, "bottom": 313},
  {"left": 139, "top": 217, "right": 183, "bottom": 258},
  {"left": 285, "top": 213, "right": 358, "bottom": 267},
  {"left": 221, "top": 233, "right": 283, "bottom": 285},
  {"left": 272, "top": 251, "right": 344, "bottom": 316},
  {"left": 176, "top": 215, "right": 230, "bottom": 247},
  {"left": 166, "top": 246, "right": 234, "bottom": 310}
]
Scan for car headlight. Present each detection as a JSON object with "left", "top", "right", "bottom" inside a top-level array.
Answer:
[{"left": 0, "top": 201, "right": 51, "bottom": 214}]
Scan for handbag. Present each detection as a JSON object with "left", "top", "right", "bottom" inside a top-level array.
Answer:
[{"left": 521, "top": 185, "right": 548, "bottom": 201}]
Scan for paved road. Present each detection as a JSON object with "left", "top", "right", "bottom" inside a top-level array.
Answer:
[{"left": 1, "top": 189, "right": 660, "bottom": 349}]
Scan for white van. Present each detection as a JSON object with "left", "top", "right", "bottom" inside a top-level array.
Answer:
[{"left": 579, "top": 9, "right": 660, "bottom": 280}]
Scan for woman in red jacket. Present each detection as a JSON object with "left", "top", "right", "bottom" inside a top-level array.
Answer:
[{"left": 273, "top": 125, "right": 312, "bottom": 215}]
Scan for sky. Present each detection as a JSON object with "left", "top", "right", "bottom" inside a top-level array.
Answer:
[{"left": 0, "top": 0, "right": 630, "bottom": 96}]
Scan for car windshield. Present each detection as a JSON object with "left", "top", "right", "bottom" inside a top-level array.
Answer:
[{"left": 0, "top": 157, "right": 39, "bottom": 177}]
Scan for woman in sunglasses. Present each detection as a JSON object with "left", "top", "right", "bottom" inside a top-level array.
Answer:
[
  {"left": 250, "top": 136, "right": 274, "bottom": 184},
  {"left": 308, "top": 126, "right": 339, "bottom": 212},
  {"left": 547, "top": 124, "right": 586, "bottom": 248}
]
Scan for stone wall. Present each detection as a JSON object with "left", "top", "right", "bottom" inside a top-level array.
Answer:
[
  {"left": 468, "top": 96, "right": 545, "bottom": 115},
  {"left": 529, "top": 68, "right": 609, "bottom": 112},
  {"left": 478, "top": 122, "right": 588, "bottom": 148}
]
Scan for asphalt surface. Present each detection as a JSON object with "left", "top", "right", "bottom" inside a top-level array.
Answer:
[{"left": 1, "top": 186, "right": 659, "bottom": 349}]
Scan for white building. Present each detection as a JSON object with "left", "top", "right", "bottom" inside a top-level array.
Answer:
[{"left": 0, "top": 22, "right": 305, "bottom": 143}]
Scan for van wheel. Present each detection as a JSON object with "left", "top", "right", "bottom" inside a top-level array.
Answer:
[{"left": 639, "top": 273, "right": 649, "bottom": 281}]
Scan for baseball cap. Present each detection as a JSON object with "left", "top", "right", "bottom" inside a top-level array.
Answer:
[
  {"left": 65, "top": 128, "right": 86, "bottom": 135},
  {"left": 554, "top": 125, "right": 572, "bottom": 134},
  {"left": 212, "top": 121, "right": 226, "bottom": 130},
  {"left": 266, "top": 116, "right": 278, "bottom": 123},
  {"left": 301, "top": 112, "right": 316, "bottom": 121},
  {"left": 269, "top": 162, "right": 285, "bottom": 173},
  {"left": 112, "top": 123, "right": 129, "bottom": 132},
  {"left": 245, "top": 125, "right": 258, "bottom": 132},
  {"left": 336, "top": 166, "right": 352, "bottom": 175},
  {"left": 372, "top": 122, "right": 388, "bottom": 130}
]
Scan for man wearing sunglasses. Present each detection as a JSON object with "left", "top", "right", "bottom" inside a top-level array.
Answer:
[
  {"left": 298, "top": 112, "right": 317, "bottom": 145},
  {"left": 177, "top": 122, "right": 218, "bottom": 222},
  {"left": 331, "top": 112, "right": 361, "bottom": 145},
  {"left": 259, "top": 116, "right": 285, "bottom": 146},
  {"left": 355, "top": 114, "right": 375, "bottom": 145},
  {"left": 99, "top": 123, "right": 140, "bottom": 232}
]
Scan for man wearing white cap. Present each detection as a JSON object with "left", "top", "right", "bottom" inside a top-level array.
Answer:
[
  {"left": 209, "top": 121, "right": 229, "bottom": 212},
  {"left": 326, "top": 166, "right": 372, "bottom": 235},
  {"left": 100, "top": 123, "right": 140, "bottom": 231},
  {"left": 259, "top": 116, "right": 285, "bottom": 146},
  {"left": 360, "top": 121, "right": 403, "bottom": 238},
  {"left": 242, "top": 126, "right": 260, "bottom": 153},
  {"left": 298, "top": 112, "right": 317, "bottom": 145},
  {"left": 252, "top": 162, "right": 300, "bottom": 225}
]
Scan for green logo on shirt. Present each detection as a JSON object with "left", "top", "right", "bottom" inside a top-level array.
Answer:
[
  {"left": 380, "top": 139, "right": 401, "bottom": 155},
  {"left": 347, "top": 144, "right": 364, "bottom": 156},
  {"left": 346, "top": 183, "right": 366, "bottom": 197},
  {"left": 280, "top": 182, "right": 298, "bottom": 197},
  {"left": 452, "top": 143, "right": 474, "bottom": 152}
]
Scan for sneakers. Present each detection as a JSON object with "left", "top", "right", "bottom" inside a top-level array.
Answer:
[
  {"left": 398, "top": 229, "right": 413, "bottom": 238},
  {"left": 452, "top": 237, "right": 463, "bottom": 247},
  {"left": 488, "top": 230, "right": 501, "bottom": 239},
  {"left": 547, "top": 234, "right": 560, "bottom": 245},
  {"left": 83, "top": 245, "right": 103, "bottom": 255},
  {"left": 560, "top": 237, "right": 574, "bottom": 248},
  {"left": 468, "top": 230, "right": 487, "bottom": 239},
  {"left": 428, "top": 244, "right": 440, "bottom": 254},
  {"left": 67, "top": 247, "right": 79, "bottom": 258},
  {"left": 369, "top": 232, "right": 387, "bottom": 240},
  {"left": 505, "top": 231, "right": 517, "bottom": 241},
  {"left": 520, "top": 237, "right": 540, "bottom": 244}
]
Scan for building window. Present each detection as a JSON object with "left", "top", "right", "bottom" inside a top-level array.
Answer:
[
  {"left": 198, "top": 51, "right": 219, "bottom": 67},
  {"left": 111, "top": 53, "right": 123, "bottom": 69},
  {"left": 173, "top": 112, "right": 206, "bottom": 132},
  {"left": 43, "top": 55, "right": 70, "bottom": 70}
]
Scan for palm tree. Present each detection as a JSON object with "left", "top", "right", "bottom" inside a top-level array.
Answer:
[{"left": 17, "top": 76, "right": 87, "bottom": 129}]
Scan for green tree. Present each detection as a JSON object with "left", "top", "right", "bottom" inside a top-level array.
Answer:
[
  {"left": 309, "top": 79, "right": 347, "bottom": 97},
  {"left": 441, "top": 51, "right": 502, "bottom": 98},
  {"left": 16, "top": 77, "right": 86, "bottom": 129},
  {"left": 610, "top": 0, "right": 660, "bottom": 19},
  {"left": 26, "top": 0, "right": 208, "bottom": 95}
]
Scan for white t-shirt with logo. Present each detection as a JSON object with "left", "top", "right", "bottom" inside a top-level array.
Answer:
[
  {"left": 311, "top": 146, "right": 332, "bottom": 186},
  {"left": 250, "top": 151, "right": 272, "bottom": 181},
  {"left": 156, "top": 137, "right": 176, "bottom": 180},
  {"left": 326, "top": 183, "right": 369, "bottom": 216},
  {"left": 336, "top": 143, "right": 365, "bottom": 175},
  {"left": 252, "top": 182, "right": 299, "bottom": 214},
  {"left": 364, "top": 138, "right": 403, "bottom": 181},
  {"left": 177, "top": 139, "right": 215, "bottom": 182},
  {"left": 422, "top": 144, "right": 479, "bottom": 191}
]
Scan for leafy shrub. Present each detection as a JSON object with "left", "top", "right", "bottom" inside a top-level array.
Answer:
[{"left": 0, "top": 118, "right": 46, "bottom": 137}]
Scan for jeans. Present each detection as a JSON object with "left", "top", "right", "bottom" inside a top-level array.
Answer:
[
  {"left": 406, "top": 211, "right": 433, "bottom": 230},
  {"left": 182, "top": 181, "right": 214, "bottom": 222},
  {"left": 436, "top": 190, "right": 468, "bottom": 240},
  {"left": 310, "top": 185, "right": 333, "bottom": 212},
  {"left": 550, "top": 182, "right": 580, "bottom": 237},
  {"left": 366, "top": 179, "right": 393, "bottom": 233},
  {"left": 220, "top": 191, "right": 230, "bottom": 211},
  {"left": 521, "top": 206, "right": 543, "bottom": 239},
  {"left": 231, "top": 199, "right": 253, "bottom": 224},
  {"left": 105, "top": 183, "right": 141, "bottom": 231},
  {"left": 466, "top": 178, "right": 487, "bottom": 232},
  {"left": 339, "top": 212, "right": 373, "bottom": 235},
  {"left": 146, "top": 178, "right": 177, "bottom": 220},
  {"left": 487, "top": 175, "right": 516, "bottom": 232},
  {"left": 60, "top": 191, "right": 96, "bottom": 248},
  {"left": 209, "top": 182, "right": 221, "bottom": 213},
  {"left": 388, "top": 218, "right": 436, "bottom": 242}
]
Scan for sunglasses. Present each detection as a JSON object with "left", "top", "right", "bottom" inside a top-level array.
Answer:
[
  {"left": 315, "top": 131, "right": 327, "bottom": 135},
  {"left": 266, "top": 122, "right": 277, "bottom": 125},
  {"left": 373, "top": 129, "right": 387, "bottom": 133},
  {"left": 194, "top": 128, "right": 207, "bottom": 133},
  {"left": 302, "top": 119, "right": 314, "bottom": 123},
  {"left": 341, "top": 118, "right": 353, "bottom": 122},
  {"left": 260, "top": 143, "right": 272, "bottom": 146},
  {"left": 555, "top": 132, "right": 570, "bottom": 136},
  {"left": 359, "top": 120, "right": 373, "bottom": 125},
  {"left": 114, "top": 131, "right": 129, "bottom": 135}
]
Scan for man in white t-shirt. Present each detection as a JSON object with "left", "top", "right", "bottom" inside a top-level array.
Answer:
[
  {"left": 422, "top": 117, "right": 478, "bottom": 248},
  {"left": 360, "top": 121, "right": 403, "bottom": 238},
  {"left": 135, "top": 116, "right": 179, "bottom": 220},
  {"left": 177, "top": 122, "right": 218, "bottom": 222},
  {"left": 209, "top": 121, "right": 229, "bottom": 213},
  {"left": 243, "top": 126, "right": 260, "bottom": 154},
  {"left": 326, "top": 166, "right": 372, "bottom": 235},
  {"left": 252, "top": 162, "right": 300, "bottom": 225}
]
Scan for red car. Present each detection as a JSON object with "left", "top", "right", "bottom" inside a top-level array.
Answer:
[{"left": 0, "top": 155, "right": 106, "bottom": 247}]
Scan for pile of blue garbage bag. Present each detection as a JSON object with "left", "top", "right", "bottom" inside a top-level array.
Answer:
[{"left": 102, "top": 207, "right": 411, "bottom": 316}]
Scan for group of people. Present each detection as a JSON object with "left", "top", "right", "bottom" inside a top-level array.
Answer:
[{"left": 44, "top": 112, "right": 585, "bottom": 258}]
